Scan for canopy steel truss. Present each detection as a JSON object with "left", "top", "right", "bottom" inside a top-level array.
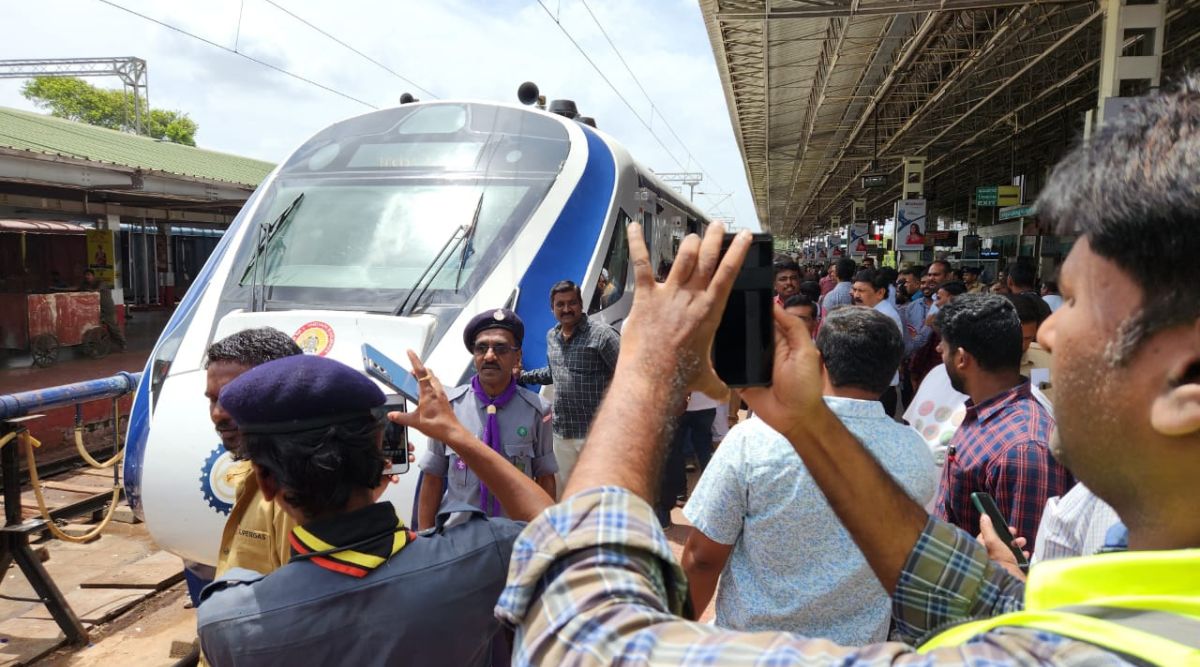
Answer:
[{"left": 700, "top": 0, "right": 1200, "bottom": 238}]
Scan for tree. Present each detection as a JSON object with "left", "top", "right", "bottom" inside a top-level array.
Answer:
[{"left": 21, "top": 77, "right": 199, "bottom": 146}]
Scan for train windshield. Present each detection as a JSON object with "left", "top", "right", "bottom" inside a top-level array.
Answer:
[{"left": 226, "top": 103, "right": 570, "bottom": 311}]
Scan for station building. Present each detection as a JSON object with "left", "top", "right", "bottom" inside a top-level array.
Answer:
[{"left": 0, "top": 106, "right": 271, "bottom": 358}]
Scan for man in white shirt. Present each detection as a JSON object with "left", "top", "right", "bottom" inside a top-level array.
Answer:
[
  {"left": 682, "top": 307, "right": 936, "bottom": 641},
  {"left": 852, "top": 269, "right": 903, "bottom": 414}
]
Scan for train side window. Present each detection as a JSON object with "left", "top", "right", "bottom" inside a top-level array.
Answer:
[{"left": 589, "top": 210, "right": 631, "bottom": 313}]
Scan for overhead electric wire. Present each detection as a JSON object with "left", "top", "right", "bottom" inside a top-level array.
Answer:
[
  {"left": 260, "top": 0, "right": 440, "bottom": 99},
  {"left": 578, "top": 0, "right": 727, "bottom": 194},
  {"left": 95, "top": 0, "right": 379, "bottom": 110},
  {"left": 537, "top": 0, "right": 735, "bottom": 219},
  {"left": 534, "top": 1, "right": 688, "bottom": 171}
]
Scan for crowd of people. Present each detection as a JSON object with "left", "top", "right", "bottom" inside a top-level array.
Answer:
[{"left": 187, "top": 74, "right": 1197, "bottom": 665}]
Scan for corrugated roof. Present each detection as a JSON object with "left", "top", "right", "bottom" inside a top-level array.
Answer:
[
  {"left": 0, "top": 219, "right": 88, "bottom": 234},
  {"left": 0, "top": 106, "right": 274, "bottom": 188}
]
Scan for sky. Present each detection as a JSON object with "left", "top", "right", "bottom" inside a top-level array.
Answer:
[{"left": 0, "top": 0, "right": 759, "bottom": 229}]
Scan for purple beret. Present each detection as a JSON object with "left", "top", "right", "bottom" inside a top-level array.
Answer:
[
  {"left": 462, "top": 308, "right": 524, "bottom": 351},
  {"left": 219, "top": 354, "right": 385, "bottom": 434}
]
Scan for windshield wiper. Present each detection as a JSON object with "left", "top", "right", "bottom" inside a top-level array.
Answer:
[
  {"left": 455, "top": 192, "right": 484, "bottom": 291},
  {"left": 394, "top": 191, "right": 484, "bottom": 316},
  {"left": 392, "top": 225, "right": 465, "bottom": 316},
  {"left": 248, "top": 192, "right": 305, "bottom": 311}
]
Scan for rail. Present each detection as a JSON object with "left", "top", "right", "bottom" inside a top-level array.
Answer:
[{"left": 0, "top": 371, "right": 143, "bottom": 645}]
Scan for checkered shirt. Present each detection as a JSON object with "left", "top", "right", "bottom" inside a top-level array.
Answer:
[
  {"left": 519, "top": 316, "right": 619, "bottom": 438},
  {"left": 494, "top": 486, "right": 1130, "bottom": 666},
  {"left": 933, "top": 380, "right": 1073, "bottom": 547}
]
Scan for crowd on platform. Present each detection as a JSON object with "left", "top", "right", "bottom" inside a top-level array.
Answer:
[{"left": 187, "top": 74, "right": 1198, "bottom": 665}]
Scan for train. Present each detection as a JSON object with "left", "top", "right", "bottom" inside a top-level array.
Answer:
[{"left": 122, "top": 88, "right": 713, "bottom": 564}]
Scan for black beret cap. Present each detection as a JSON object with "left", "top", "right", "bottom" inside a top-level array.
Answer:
[
  {"left": 962, "top": 265, "right": 981, "bottom": 275},
  {"left": 462, "top": 308, "right": 524, "bottom": 351},
  {"left": 219, "top": 354, "right": 385, "bottom": 434}
]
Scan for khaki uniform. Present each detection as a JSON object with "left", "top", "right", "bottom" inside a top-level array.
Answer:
[{"left": 215, "top": 461, "right": 295, "bottom": 577}]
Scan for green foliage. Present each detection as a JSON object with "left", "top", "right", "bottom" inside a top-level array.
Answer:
[{"left": 21, "top": 77, "right": 198, "bottom": 146}]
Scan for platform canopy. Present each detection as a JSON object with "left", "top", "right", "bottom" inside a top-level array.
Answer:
[{"left": 700, "top": 0, "right": 1200, "bottom": 239}]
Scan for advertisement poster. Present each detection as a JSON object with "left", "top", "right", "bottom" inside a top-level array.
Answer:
[
  {"left": 847, "top": 223, "right": 869, "bottom": 258},
  {"left": 86, "top": 230, "right": 116, "bottom": 284},
  {"left": 895, "top": 199, "right": 927, "bottom": 251}
]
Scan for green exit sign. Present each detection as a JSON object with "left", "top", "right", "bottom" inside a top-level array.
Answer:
[{"left": 975, "top": 185, "right": 1020, "bottom": 207}]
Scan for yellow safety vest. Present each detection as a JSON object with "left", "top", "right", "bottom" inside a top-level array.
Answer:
[{"left": 919, "top": 549, "right": 1200, "bottom": 665}]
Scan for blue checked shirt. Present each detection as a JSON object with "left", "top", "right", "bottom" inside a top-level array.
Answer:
[
  {"left": 520, "top": 316, "right": 619, "bottom": 439},
  {"left": 495, "top": 486, "right": 1132, "bottom": 665},
  {"left": 899, "top": 297, "right": 932, "bottom": 359}
]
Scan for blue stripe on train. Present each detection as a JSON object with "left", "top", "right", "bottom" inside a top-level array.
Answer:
[
  {"left": 122, "top": 187, "right": 264, "bottom": 514},
  {"left": 515, "top": 127, "right": 616, "bottom": 372}
]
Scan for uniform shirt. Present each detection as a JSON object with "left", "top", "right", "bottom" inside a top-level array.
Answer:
[
  {"left": 199, "top": 502, "right": 523, "bottom": 667},
  {"left": 519, "top": 316, "right": 619, "bottom": 438},
  {"left": 683, "top": 400, "right": 936, "bottom": 642},
  {"left": 215, "top": 461, "right": 295, "bottom": 578},
  {"left": 419, "top": 382, "right": 556, "bottom": 515},
  {"left": 495, "top": 487, "right": 1131, "bottom": 665},
  {"left": 934, "top": 380, "right": 1073, "bottom": 547}
]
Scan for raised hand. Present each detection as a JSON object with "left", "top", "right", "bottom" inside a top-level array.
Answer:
[
  {"left": 386, "top": 350, "right": 470, "bottom": 446},
  {"left": 621, "top": 222, "right": 752, "bottom": 401}
]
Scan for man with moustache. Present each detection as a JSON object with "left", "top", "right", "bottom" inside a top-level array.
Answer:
[
  {"left": 203, "top": 328, "right": 303, "bottom": 578},
  {"left": 419, "top": 308, "right": 556, "bottom": 528},
  {"left": 520, "top": 280, "right": 619, "bottom": 495}
]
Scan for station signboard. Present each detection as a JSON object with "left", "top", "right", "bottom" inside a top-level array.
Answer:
[
  {"left": 999, "top": 204, "right": 1037, "bottom": 221},
  {"left": 975, "top": 185, "right": 1020, "bottom": 207}
]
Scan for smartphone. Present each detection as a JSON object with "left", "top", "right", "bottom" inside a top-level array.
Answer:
[
  {"left": 379, "top": 397, "right": 410, "bottom": 476},
  {"left": 362, "top": 343, "right": 420, "bottom": 404},
  {"left": 971, "top": 492, "right": 1030, "bottom": 572},
  {"left": 362, "top": 344, "right": 417, "bottom": 476},
  {"left": 712, "top": 233, "right": 775, "bottom": 387}
]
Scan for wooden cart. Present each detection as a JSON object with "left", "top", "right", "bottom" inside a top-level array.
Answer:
[{"left": 0, "top": 292, "right": 111, "bottom": 367}]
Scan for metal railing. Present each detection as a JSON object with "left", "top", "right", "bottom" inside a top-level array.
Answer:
[{"left": 0, "top": 371, "right": 142, "bottom": 645}]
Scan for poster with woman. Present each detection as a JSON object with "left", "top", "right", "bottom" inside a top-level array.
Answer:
[
  {"left": 895, "top": 199, "right": 927, "bottom": 250},
  {"left": 847, "top": 223, "right": 869, "bottom": 258}
]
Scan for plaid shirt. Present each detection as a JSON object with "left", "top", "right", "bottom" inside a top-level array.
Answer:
[
  {"left": 520, "top": 316, "right": 619, "bottom": 438},
  {"left": 933, "top": 380, "right": 1073, "bottom": 547},
  {"left": 495, "top": 486, "right": 1129, "bottom": 665}
]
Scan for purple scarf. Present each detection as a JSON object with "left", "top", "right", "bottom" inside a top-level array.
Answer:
[{"left": 467, "top": 375, "right": 518, "bottom": 516}]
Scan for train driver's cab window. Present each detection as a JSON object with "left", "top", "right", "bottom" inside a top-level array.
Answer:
[{"left": 589, "top": 210, "right": 631, "bottom": 313}]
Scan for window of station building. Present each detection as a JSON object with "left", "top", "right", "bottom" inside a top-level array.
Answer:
[
  {"left": 589, "top": 210, "right": 631, "bottom": 313},
  {"left": 1121, "top": 28, "right": 1156, "bottom": 57},
  {"left": 1119, "top": 78, "right": 1153, "bottom": 98}
]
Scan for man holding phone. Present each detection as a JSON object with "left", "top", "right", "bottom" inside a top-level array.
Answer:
[{"left": 418, "top": 308, "right": 556, "bottom": 529}]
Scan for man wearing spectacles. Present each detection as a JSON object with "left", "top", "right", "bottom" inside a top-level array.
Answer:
[{"left": 416, "top": 309, "right": 557, "bottom": 530}]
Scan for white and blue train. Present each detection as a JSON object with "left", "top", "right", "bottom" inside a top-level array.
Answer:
[{"left": 122, "top": 93, "right": 712, "bottom": 564}]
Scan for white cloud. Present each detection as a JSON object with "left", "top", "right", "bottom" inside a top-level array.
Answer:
[{"left": 0, "top": 0, "right": 758, "bottom": 228}]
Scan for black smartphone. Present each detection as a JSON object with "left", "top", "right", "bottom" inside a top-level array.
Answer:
[
  {"left": 712, "top": 233, "right": 775, "bottom": 387},
  {"left": 971, "top": 492, "right": 1030, "bottom": 572},
  {"left": 379, "top": 397, "right": 410, "bottom": 476},
  {"left": 362, "top": 343, "right": 420, "bottom": 404}
]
